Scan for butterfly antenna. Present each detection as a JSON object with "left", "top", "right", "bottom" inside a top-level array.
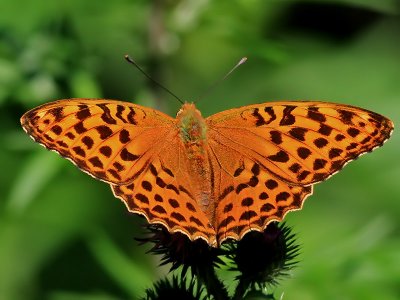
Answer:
[
  {"left": 124, "top": 55, "right": 184, "bottom": 104},
  {"left": 196, "top": 57, "right": 247, "bottom": 103}
]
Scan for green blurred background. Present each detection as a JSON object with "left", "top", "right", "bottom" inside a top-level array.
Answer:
[{"left": 1, "top": 0, "right": 399, "bottom": 299}]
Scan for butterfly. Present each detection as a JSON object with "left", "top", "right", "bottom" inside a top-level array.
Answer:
[{"left": 21, "top": 99, "right": 394, "bottom": 246}]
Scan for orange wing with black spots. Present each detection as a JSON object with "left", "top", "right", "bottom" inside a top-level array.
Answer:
[
  {"left": 21, "top": 99, "right": 176, "bottom": 184},
  {"left": 21, "top": 99, "right": 216, "bottom": 244},
  {"left": 206, "top": 101, "right": 393, "bottom": 243}
]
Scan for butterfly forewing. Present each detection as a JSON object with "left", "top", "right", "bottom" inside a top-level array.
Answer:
[
  {"left": 21, "top": 99, "right": 176, "bottom": 185},
  {"left": 206, "top": 101, "right": 393, "bottom": 186}
]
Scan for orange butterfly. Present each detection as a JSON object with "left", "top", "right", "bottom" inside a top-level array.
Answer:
[{"left": 21, "top": 99, "right": 393, "bottom": 246}]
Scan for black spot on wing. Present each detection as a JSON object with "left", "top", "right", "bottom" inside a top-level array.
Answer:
[
  {"left": 268, "top": 150, "right": 289, "bottom": 162},
  {"left": 289, "top": 163, "right": 301, "bottom": 173},
  {"left": 127, "top": 107, "right": 137, "bottom": 125},
  {"left": 66, "top": 132, "right": 75, "bottom": 139},
  {"left": 100, "top": 146, "right": 112, "bottom": 157},
  {"left": 234, "top": 162, "right": 245, "bottom": 177},
  {"left": 156, "top": 177, "right": 166, "bottom": 188},
  {"left": 119, "top": 129, "right": 131, "bottom": 143},
  {"left": 318, "top": 124, "right": 333, "bottom": 136},
  {"left": 115, "top": 105, "right": 128, "bottom": 123},
  {"left": 89, "top": 156, "right": 103, "bottom": 168},
  {"left": 264, "top": 107, "right": 277, "bottom": 124},
  {"left": 253, "top": 108, "right": 267, "bottom": 126},
  {"left": 236, "top": 183, "right": 248, "bottom": 194},
  {"left": 120, "top": 148, "right": 139, "bottom": 161},
  {"left": 276, "top": 192, "right": 290, "bottom": 202},
  {"left": 186, "top": 202, "right": 196, "bottom": 212},
  {"left": 76, "top": 105, "right": 91, "bottom": 120},
  {"left": 270, "top": 130, "right": 282, "bottom": 145},
  {"left": 74, "top": 122, "right": 87, "bottom": 134},
  {"left": 141, "top": 181, "right": 152, "bottom": 191},
  {"left": 135, "top": 193, "right": 149, "bottom": 204},
  {"left": 297, "top": 170, "right": 311, "bottom": 181},
  {"left": 152, "top": 205, "right": 167, "bottom": 214},
  {"left": 113, "top": 162, "right": 125, "bottom": 171},
  {"left": 279, "top": 105, "right": 296, "bottom": 126},
  {"left": 51, "top": 125, "right": 62, "bottom": 135},
  {"left": 219, "top": 186, "right": 234, "bottom": 201},
  {"left": 279, "top": 106, "right": 296, "bottom": 126},
  {"left": 329, "top": 148, "right": 343, "bottom": 159},
  {"left": 240, "top": 210, "right": 257, "bottom": 221},
  {"left": 313, "top": 158, "right": 327, "bottom": 170},
  {"left": 241, "top": 197, "right": 254, "bottom": 207},
  {"left": 97, "top": 103, "right": 117, "bottom": 124},
  {"left": 338, "top": 109, "right": 355, "bottom": 125},
  {"left": 261, "top": 203, "right": 275, "bottom": 212},
  {"left": 82, "top": 136, "right": 94, "bottom": 149},
  {"left": 265, "top": 179, "right": 278, "bottom": 189},
  {"left": 168, "top": 198, "right": 179, "bottom": 208},
  {"left": 288, "top": 127, "right": 307, "bottom": 141},
  {"left": 314, "top": 138, "right": 328, "bottom": 148},
  {"left": 171, "top": 212, "right": 186, "bottom": 222},
  {"left": 307, "top": 107, "right": 326, "bottom": 122},
  {"left": 224, "top": 203, "right": 233, "bottom": 213},
  {"left": 96, "top": 125, "right": 113, "bottom": 139},
  {"left": 335, "top": 134, "right": 346, "bottom": 141},
  {"left": 347, "top": 127, "right": 361, "bottom": 137},
  {"left": 72, "top": 146, "right": 86, "bottom": 157},
  {"left": 251, "top": 163, "right": 260, "bottom": 176},
  {"left": 108, "top": 169, "right": 121, "bottom": 181},
  {"left": 297, "top": 147, "right": 311, "bottom": 159},
  {"left": 161, "top": 165, "right": 174, "bottom": 177},
  {"left": 48, "top": 107, "right": 64, "bottom": 122}
]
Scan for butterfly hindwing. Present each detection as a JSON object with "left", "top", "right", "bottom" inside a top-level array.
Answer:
[
  {"left": 206, "top": 149, "right": 313, "bottom": 243},
  {"left": 112, "top": 137, "right": 217, "bottom": 244}
]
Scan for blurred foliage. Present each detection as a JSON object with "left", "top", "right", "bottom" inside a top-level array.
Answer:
[{"left": 1, "top": 0, "right": 399, "bottom": 299}]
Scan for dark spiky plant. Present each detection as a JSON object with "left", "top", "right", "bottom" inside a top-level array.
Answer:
[{"left": 139, "top": 222, "right": 300, "bottom": 299}]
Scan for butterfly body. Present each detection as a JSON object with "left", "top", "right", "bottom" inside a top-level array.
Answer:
[
  {"left": 21, "top": 99, "right": 393, "bottom": 246},
  {"left": 177, "top": 103, "right": 215, "bottom": 225}
]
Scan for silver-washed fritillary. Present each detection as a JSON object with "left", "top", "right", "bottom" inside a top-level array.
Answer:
[{"left": 21, "top": 99, "right": 394, "bottom": 246}]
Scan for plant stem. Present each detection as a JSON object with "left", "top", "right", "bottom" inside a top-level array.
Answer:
[{"left": 196, "top": 265, "right": 229, "bottom": 300}]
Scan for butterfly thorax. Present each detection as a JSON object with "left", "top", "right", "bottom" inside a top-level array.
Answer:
[
  {"left": 176, "top": 103, "right": 215, "bottom": 222},
  {"left": 177, "top": 103, "right": 207, "bottom": 146}
]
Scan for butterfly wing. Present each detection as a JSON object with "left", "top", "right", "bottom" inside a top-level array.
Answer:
[
  {"left": 206, "top": 148, "right": 313, "bottom": 243},
  {"left": 112, "top": 137, "right": 216, "bottom": 245},
  {"left": 21, "top": 99, "right": 216, "bottom": 244},
  {"left": 206, "top": 101, "right": 393, "bottom": 243},
  {"left": 21, "top": 99, "right": 177, "bottom": 184}
]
